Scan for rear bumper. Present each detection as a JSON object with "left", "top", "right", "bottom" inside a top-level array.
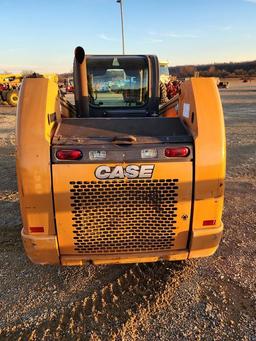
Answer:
[
  {"left": 21, "top": 229, "right": 60, "bottom": 265},
  {"left": 188, "top": 224, "right": 223, "bottom": 259},
  {"left": 60, "top": 250, "right": 189, "bottom": 266},
  {"left": 21, "top": 224, "right": 223, "bottom": 265}
]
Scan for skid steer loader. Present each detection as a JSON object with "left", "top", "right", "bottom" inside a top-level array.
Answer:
[
  {"left": 16, "top": 47, "right": 226, "bottom": 265},
  {"left": 0, "top": 74, "right": 23, "bottom": 106}
]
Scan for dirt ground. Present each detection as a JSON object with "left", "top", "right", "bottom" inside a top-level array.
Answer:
[{"left": 0, "top": 80, "right": 255, "bottom": 340}]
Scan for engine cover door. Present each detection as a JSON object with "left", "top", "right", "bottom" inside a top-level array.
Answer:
[{"left": 52, "top": 162, "right": 192, "bottom": 256}]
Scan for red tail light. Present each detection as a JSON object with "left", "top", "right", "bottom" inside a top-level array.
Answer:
[
  {"left": 203, "top": 220, "right": 216, "bottom": 226},
  {"left": 56, "top": 149, "right": 83, "bottom": 160},
  {"left": 165, "top": 147, "right": 190, "bottom": 158},
  {"left": 30, "top": 227, "right": 44, "bottom": 233}
]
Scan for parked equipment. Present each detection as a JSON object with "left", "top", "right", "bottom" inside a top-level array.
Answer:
[
  {"left": 16, "top": 46, "right": 226, "bottom": 265},
  {"left": 0, "top": 74, "right": 23, "bottom": 106},
  {"left": 217, "top": 81, "right": 229, "bottom": 89},
  {"left": 159, "top": 60, "right": 170, "bottom": 83},
  {"left": 66, "top": 78, "right": 74, "bottom": 93}
]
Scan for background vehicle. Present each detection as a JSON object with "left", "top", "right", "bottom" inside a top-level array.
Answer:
[
  {"left": 0, "top": 73, "right": 59, "bottom": 106},
  {"left": 0, "top": 74, "right": 23, "bottom": 106},
  {"left": 217, "top": 80, "right": 230, "bottom": 89},
  {"left": 16, "top": 47, "right": 226, "bottom": 266},
  {"left": 65, "top": 78, "right": 74, "bottom": 93},
  {"left": 159, "top": 60, "right": 170, "bottom": 83}
]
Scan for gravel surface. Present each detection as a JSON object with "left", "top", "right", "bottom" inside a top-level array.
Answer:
[{"left": 0, "top": 81, "right": 255, "bottom": 340}]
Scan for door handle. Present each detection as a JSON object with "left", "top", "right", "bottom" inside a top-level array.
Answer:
[{"left": 112, "top": 135, "right": 137, "bottom": 145}]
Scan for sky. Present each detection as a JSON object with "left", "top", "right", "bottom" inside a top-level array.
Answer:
[{"left": 0, "top": 0, "right": 256, "bottom": 73}]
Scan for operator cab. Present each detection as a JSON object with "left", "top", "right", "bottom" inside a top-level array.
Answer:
[
  {"left": 73, "top": 47, "right": 160, "bottom": 117},
  {"left": 61, "top": 46, "right": 190, "bottom": 147}
]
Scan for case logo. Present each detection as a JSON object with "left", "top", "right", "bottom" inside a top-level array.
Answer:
[{"left": 95, "top": 165, "right": 154, "bottom": 180}]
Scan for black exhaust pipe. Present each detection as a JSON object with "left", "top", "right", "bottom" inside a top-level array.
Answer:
[{"left": 73, "top": 46, "right": 89, "bottom": 117}]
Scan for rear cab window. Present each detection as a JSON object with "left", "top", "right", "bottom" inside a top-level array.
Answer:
[{"left": 87, "top": 56, "right": 149, "bottom": 108}]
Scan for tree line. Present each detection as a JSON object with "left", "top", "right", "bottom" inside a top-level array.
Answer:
[{"left": 169, "top": 60, "right": 256, "bottom": 78}]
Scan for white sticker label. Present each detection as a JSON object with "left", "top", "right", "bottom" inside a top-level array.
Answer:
[{"left": 183, "top": 103, "right": 190, "bottom": 118}]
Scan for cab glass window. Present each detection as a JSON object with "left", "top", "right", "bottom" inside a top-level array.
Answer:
[{"left": 87, "top": 56, "right": 149, "bottom": 107}]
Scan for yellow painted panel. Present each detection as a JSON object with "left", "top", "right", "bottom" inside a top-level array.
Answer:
[
  {"left": 16, "top": 78, "right": 60, "bottom": 236},
  {"left": 52, "top": 162, "right": 192, "bottom": 256},
  {"left": 21, "top": 229, "right": 59, "bottom": 264},
  {"left": 189, "top": 224, "right": 223, "bottom": 259},
  {"left": 178, "top": 78, "right": 225, "bottom": 231}
]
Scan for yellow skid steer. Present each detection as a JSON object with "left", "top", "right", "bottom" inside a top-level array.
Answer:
[{"left": 16, "top": 47, "right": 226, "bottom": 265}]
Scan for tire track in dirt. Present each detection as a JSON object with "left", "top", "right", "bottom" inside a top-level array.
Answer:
[
  {"left": 111, "top": 262, "right": 195, "bottom": 341},
  {"left": 1, "top": 261, "right": 191, "bottom": 340}
]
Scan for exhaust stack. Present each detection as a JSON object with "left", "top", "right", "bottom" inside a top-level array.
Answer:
[{"left": 73, "top": 46, "right": 89, "bottom": 117}]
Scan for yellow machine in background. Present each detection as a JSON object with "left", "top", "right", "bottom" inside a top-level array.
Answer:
[
  {"left": 0, "top": 73, "right": 23, "bottom": 87},
  {"left": 0, "top": 73, "right": 23, "bottom": 106},
  {"left": 159, "top": 60, "right": 170, "bottom": 83},
  {"left": 0, "top": 73, "right": 58, "bottom": 106},
  {"left": 159, "top": 60, "right": 177, "bottom": 85},
  {"left": 43, "top": 73, "right": 59, "bottom": 83},
  {"left": 16, "top": 47, "right": 226, "bottom": 266}
]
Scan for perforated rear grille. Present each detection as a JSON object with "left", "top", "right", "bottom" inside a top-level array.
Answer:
[{"left": 70, "top": 179, "right": 179, "bottom": 254}]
